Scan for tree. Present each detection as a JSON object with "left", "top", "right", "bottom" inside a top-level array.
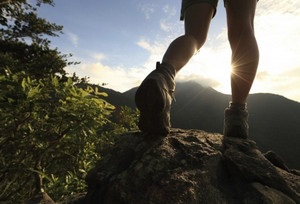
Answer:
[
  {"left": 0, "top": 0, "right": 75, "bottom": 79},
  {"left": 0, "top": 0, "right": 98, "bottom": 201},
  {"left": 0, "top": 1, "right": 139, "bottom": 201},
  {"left": 0, "top": 0, "right": 61, "bottom": 44}
]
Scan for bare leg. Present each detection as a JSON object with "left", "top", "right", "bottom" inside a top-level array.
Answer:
[
  {"left": 226, "top": 0, "right": 259, "bottom": 104},
  {"left": 135, "top": 3, "right": 215, "bottom": 134},
  {"left": 162, "top": 3, "right": 215, "bottom": 72}
]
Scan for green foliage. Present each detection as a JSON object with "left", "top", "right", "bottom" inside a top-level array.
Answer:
[
  {"left": 0, "top": 70, "right": 117, "bottom": 201},
  {"left": 0, "top": 1, "right": 139, "bottom": 202},
  {"left": 0, "top": 40, "right": 70, "bottom": 78},
  {"left": 0, "top": 0, "right": 61, "bottom": 44},
  {"left": 0, "top": 0, "right": 77, "bottom": 78},
  {"left": 110, "top": 106, "right": 139, "bottom": 135}
]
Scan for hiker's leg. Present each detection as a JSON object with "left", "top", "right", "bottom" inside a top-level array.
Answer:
[
  {"left": 162, "top": 3, "right": 215, "bottom": 73},
  {"left": 225, "top": 0, "right": 259, "bottom": 104},
  {"left": 135, "top": 2, "right": 216, "bottom": 134}
]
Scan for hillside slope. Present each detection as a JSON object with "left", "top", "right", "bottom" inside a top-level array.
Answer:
[{"left": 92, "top": 81, "right": 300, "bottom": 169}]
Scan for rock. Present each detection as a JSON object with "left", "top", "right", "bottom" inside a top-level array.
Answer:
[
  {"left": 79, "top": 129, "right": 300, "bottom": 204},
  {"left": 26, "top": 192, "right": 55, "bottom": 204},
  {"left": 264, "top": 150, "right": 291, "bottom": 172}
]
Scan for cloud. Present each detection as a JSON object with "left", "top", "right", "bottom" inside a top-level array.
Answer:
[
  {"left": 138, "top": 3, "right": 156, "bottom": 20},
  {"left": 255, "top": 12, "right": 300, "bottom": 74},
  {"left": 159, "top": 4, "right": 181, "bottom": 33},
  {"left": 135, "top": 33, "right": 231, "bottom": 92},
  {"left": 251, "top": 67, "right": 300, "bottom": 102},
  {"left": 256, "top": 0, "right": 300, "bottom": 16},
  {"left": 252, "top": 1, "right": 300, "bottom": 101},
  {"left": 162, "top": 4, "right": 177, "bottom": 16},
  {"left": 67, "top": 31, "right": 79, "bottom": 47},
  {"left": 136, "top": 38, "right": 167, "bottom": 67},
  {"left": 92, "top": 53, "right": 106, "bottom": 61},
  {"left": 176, "top": 73, "right": 220, "bottom": 88},
  {"left": 65, "top": 60, "right": 147, "bottom": 93},
  {"left": 137, "top": 2, "right": 178, "bottom": 20},
  {"left": 136, "top": 1, "right": 300, "bottom": 102},
  {"left": 160, "top": 19, "right": 172, "bottom": 32},
  {"left": 65, "top": 1, "right": 300, "bottom": 102}
]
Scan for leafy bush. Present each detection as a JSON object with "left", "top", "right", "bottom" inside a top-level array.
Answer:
[
  {"left": 0, "top": 1, "right": 140, "bottom": 201},
  {"left": 0, "top": 70, "right": 117, "bottom": 201}
]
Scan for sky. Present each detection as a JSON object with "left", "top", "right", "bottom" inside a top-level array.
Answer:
[{"left": 38, "top": 0, "right": 300, "bottom": 102}]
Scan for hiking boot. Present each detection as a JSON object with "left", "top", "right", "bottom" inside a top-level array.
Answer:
[
  {"left": 223, "top": 103, "right": 249, "bottom": 139},
  {"left": 135, "top": 62, "right": 176, "bottom": 135}
]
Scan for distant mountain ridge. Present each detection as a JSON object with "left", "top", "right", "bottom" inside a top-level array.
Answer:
[{"left": 91, "top": 81, "right": 300, "bottom": 169}]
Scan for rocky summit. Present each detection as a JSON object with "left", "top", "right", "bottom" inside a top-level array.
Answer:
[{"left": 78, "top": 129, "right": 300, "bottom": 204}]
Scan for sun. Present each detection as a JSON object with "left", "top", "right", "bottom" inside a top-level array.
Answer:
[{"left": 184, "top": 48, "right": 232, "bottom": 95}]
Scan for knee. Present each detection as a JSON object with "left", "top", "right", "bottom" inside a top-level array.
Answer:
[
  {"left": 186, "top": 33, "right": 207, "bottom": 51},
  {"left": 227, "top": 24, "right": 255, "bottom": 47}
]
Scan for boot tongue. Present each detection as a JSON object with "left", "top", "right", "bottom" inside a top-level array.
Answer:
[
  {"left": 156, "top": 62, "right": 176, "bottom": 91},
  {"left": 156, "top": 62, "right": 176, "bottom": 79}
]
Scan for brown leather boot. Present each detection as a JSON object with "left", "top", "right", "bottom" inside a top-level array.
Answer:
[
  {"left": 223, "top": 102, "right": 249, "bottom": 139},
  {"left": 135, "top": 62, "right": 176, "bottom": 135}
]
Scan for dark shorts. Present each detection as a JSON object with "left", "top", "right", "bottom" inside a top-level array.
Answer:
[
  {"left": 180, "top": 0, "right": 258, "bottom": 20},
  {"left": 180, "top": 0, "right": 219, "bottom": 20}
]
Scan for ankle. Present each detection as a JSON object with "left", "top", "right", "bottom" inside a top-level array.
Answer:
[
  {"left": 157, "top": 62, "right": 176, "bottom": 79},
  {"left": 229, "top": 102, "right": 247, "bottom": 111}
]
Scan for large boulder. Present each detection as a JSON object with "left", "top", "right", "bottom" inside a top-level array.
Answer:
[{"left": 80, "top": 129, "right": 300, "bottom": 204}]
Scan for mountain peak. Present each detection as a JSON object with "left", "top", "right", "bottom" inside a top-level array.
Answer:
[
  {"left": 79, "top": 129, "right": 300, "bottom": 203},
  {"left": 82, "top": 80, "right": 300, "bottom": 169}
]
